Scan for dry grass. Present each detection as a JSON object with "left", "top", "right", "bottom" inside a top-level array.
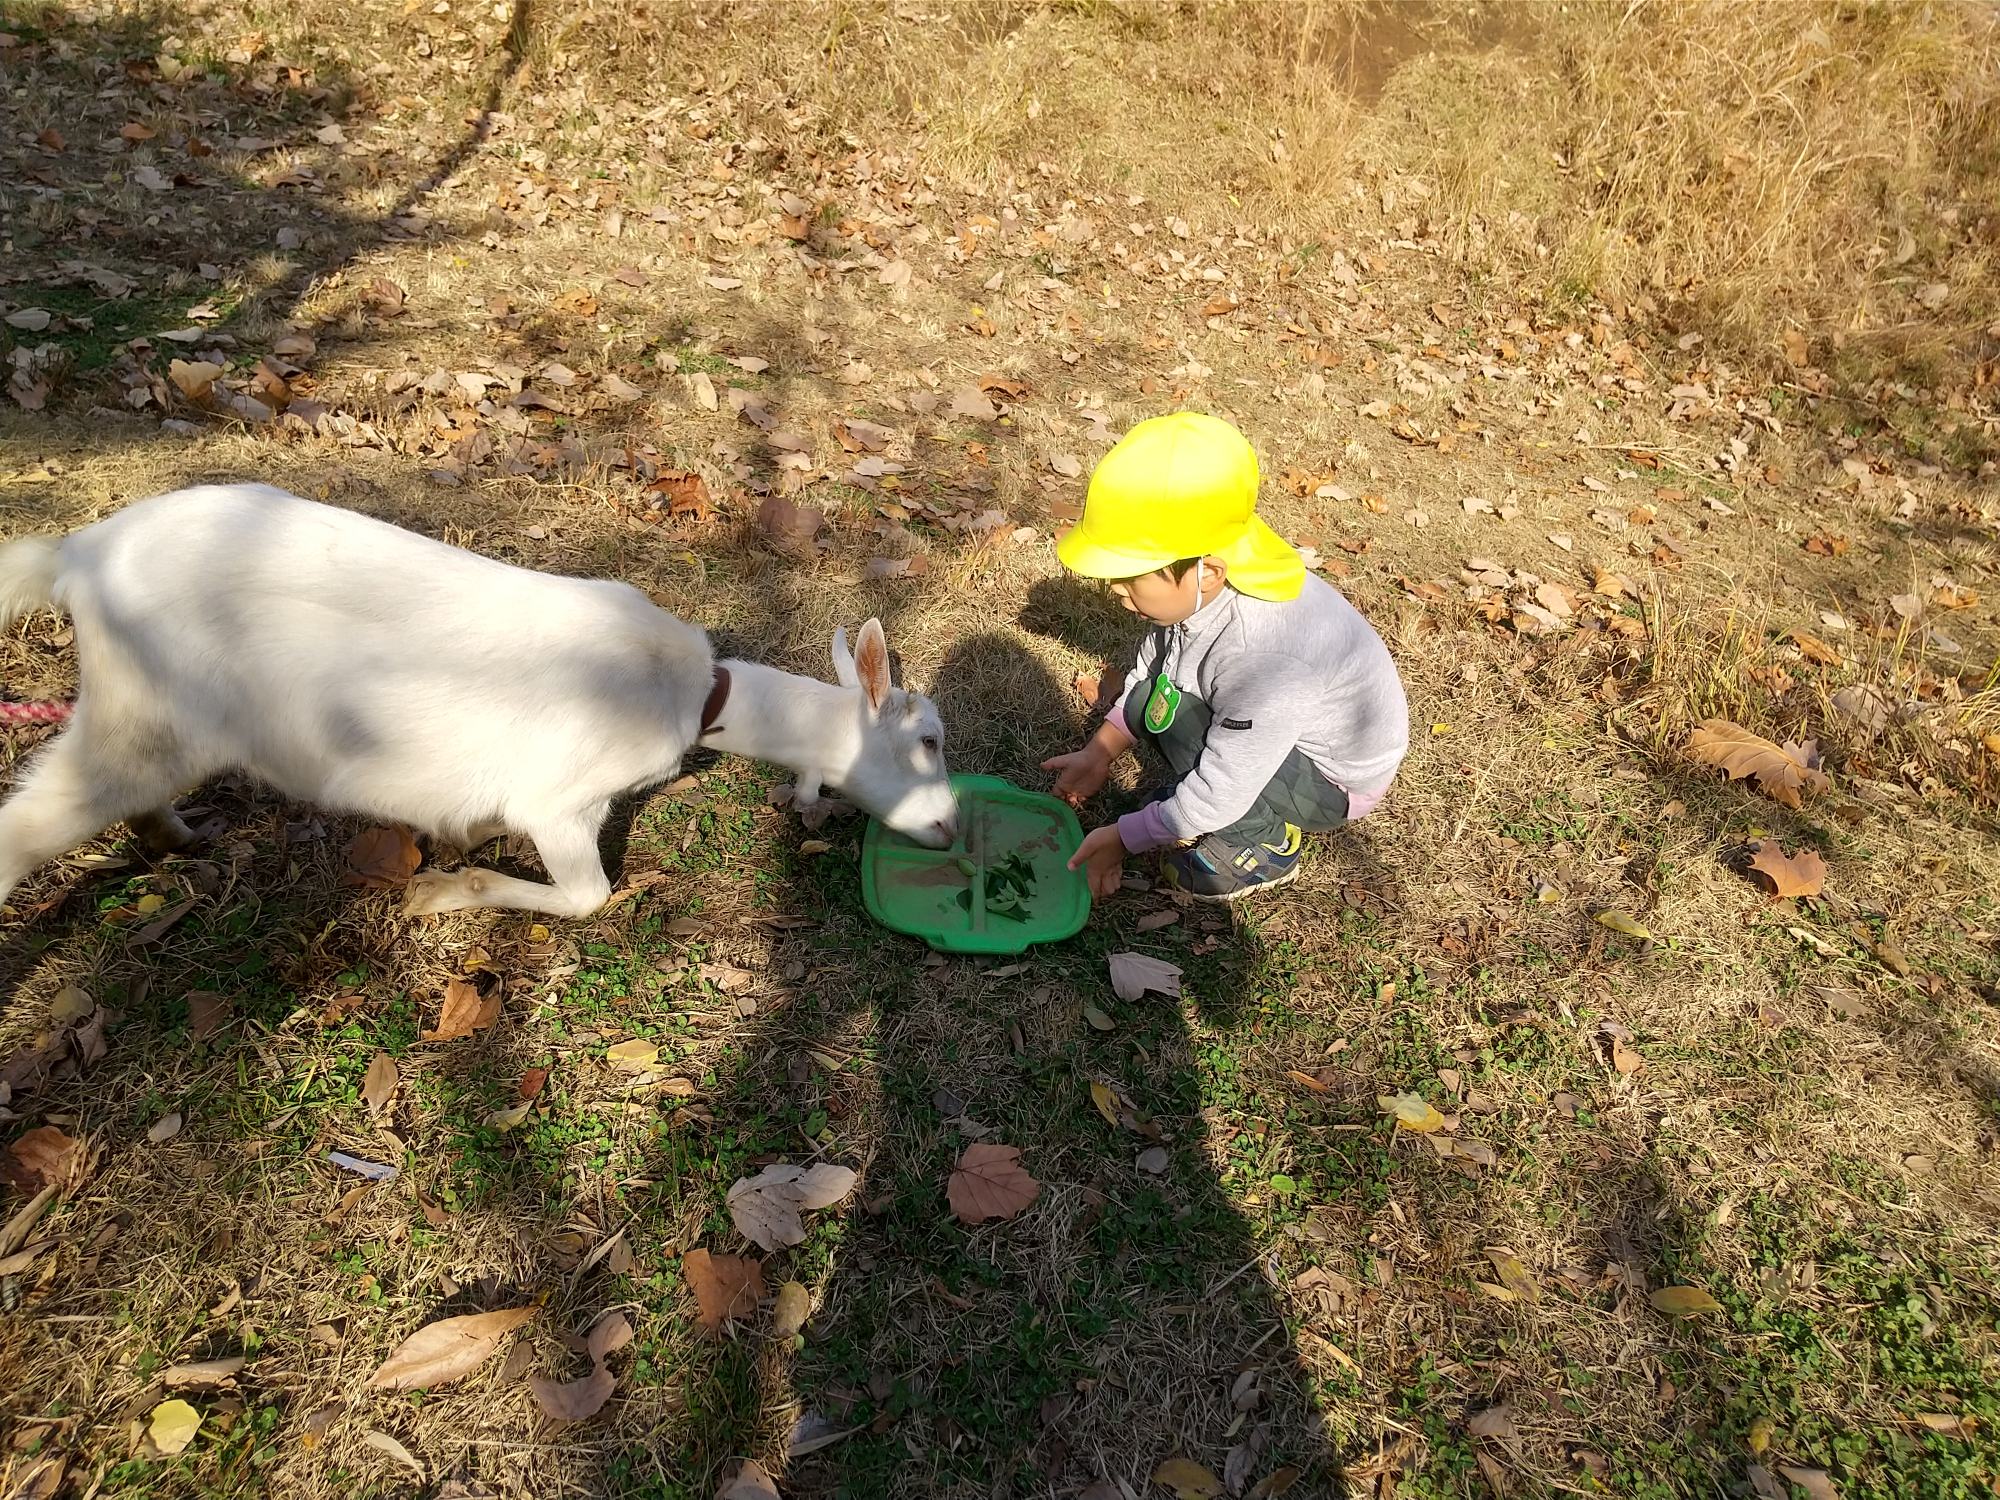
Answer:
[
  {"left": 2, "top": 2, "right": 2000, "bottom": 1498},
  {"left": 510, "top": 1, "right": 2000, "bottom": 393}
]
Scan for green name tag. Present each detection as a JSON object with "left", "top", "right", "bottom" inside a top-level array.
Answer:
[{"left": 1143, "top": 672, "right": 1181, "bottom": 733}]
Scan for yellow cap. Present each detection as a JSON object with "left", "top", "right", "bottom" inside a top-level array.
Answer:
[{"left": 1056, "top": 412, "right": 1304, "bottom": 601}]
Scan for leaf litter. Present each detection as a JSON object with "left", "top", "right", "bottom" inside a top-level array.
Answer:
[
  {"left": 726, "top": 1161, "right": 857, "bottom": 1251},
  {"left": 1153, "top": 1456, "right": 1223, "bottom": 1499},
  {"left": 1686, "top": 720, "right": 1831, "bottom": 808},
  {"left": 1107, "top": 952, "right": 1182, "bottom": 1001},
  {"left": 344, "top": 826, "right": 421, "bottom": 887},
  {"left": 360, "top": 1052, "right": 398, "bottom": 1117},
  {"left": 528, "top": 1310, "right": 632, "bottom": 1422},
  {"left": 772, "top": 1280, "right": 812, "bottom": 1339},
  {"left": 421, "top": 976, "right": 500, "bottom": 1043},
  {"left": 1746, "top": 842, "right": 1827, "bottom": 898},
  {"left": 367, "top": 1306, "right": 535, "bottom": 1390},
  {"left": 148, "top": 1398, "right": 202, "bottom": 1456},
  {"left": 1, "top": 1125, "right": 82, "bottom": 1194},
  {"left": 946, "top": 1143, "right": 1041, "bottom": 1224},
  {"left": 683, "top": 1248, "right": 765, "bottom": 1333}
]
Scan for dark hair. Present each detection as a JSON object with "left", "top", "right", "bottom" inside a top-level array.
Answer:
[{"left": 1108, "top": 557, "right": 1207, "bottom": 586}]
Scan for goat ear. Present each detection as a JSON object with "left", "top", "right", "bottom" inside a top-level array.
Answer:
[
  {"left": 853, "top": 617, "right": 891, "bottom": 713},
  {"left": 830, "top": 625, "right": 861, "bottom": 688}
]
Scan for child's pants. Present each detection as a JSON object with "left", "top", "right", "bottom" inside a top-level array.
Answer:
[{"left": 1122, "top": 678, "right": 1351, "bottom": 850}]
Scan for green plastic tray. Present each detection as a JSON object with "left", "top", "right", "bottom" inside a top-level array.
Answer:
[{"left": 861, "top": 774, "right": 1091, "bottom": 953}]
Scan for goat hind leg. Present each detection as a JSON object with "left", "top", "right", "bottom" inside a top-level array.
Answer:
[
  {"left": 403, "top": 812, "right": 612, "bottom": 918},
  {"left": 0, "top": 736, "right": 185, "bottom": 909}
]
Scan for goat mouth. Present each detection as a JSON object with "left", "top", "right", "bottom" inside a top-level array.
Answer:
[{"left": 904, "top": 820, "right": 956, "bottom": 849}]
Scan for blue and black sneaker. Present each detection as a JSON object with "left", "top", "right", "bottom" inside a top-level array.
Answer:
[{"left": 1160, "top": 823, "right": 1304, "bottom": 902}]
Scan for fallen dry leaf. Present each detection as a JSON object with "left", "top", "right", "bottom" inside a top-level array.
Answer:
[
  {"left": 168, "top": 359, "right": 224, "bottom": 401},
  {"left": 947, "top": 1143, "right": 1041, "bottom": 1224},
  {"left": 48, "top": 984, "right": 93, "bottom": 1025},
  {"left": 684, "top": 1248, "right": 765, "bottom": 1333},
  {"left": 726, "top": 1162, "right": 858, "bottom": 1251},
  {"left": 6, "top": 1457, "right": 63, "bottom": 1500},
  {"left": 1791, "top": 632, "right": 1846, "bottom": 667},
  {"left": 1649, "top": 1284, "right": 1724, "bottom": 1316},
  {"left": 361, "top": 1430, "right": 424, "bottom": 1477},
  {"left": 528, "top": 1311, "right": 632, "bottom": 1422},
  {"left": 1152, "top": 1457, "right": 1223, "bottom": 1499},
  {"left": 649, "top": 469, "right": 718, "bottom": 523},
  {"left": 1089, "top": 1081, "right": 1122, "bottom": 1126},
  {"left": 1134, "top": 910, "right": 1179, "bottom": 933},
  {"left": 363, "top": 277, "right": 407, "bottom": 318},
  {"left": 367, "top": 1306, "right": 535, "bottom": 1390},
  {"left": 1594, "top": 909, "right": 1653, "bottom": 941},
  {"left": 1485, "top": 1249, "right": 1540, "bottom": 1304},
  {"left": 1107, "top": 952, "right": 1182, "bottom": 1001},
  {"left": 948, "top": 386, "right": 997, "bottom": 420},
  {"left": 1686, "top": 720, "right": 1830, "bottom": 809},
  {"left": 841, "top": 417, "right": 897, "bottom": 452},
  {"left": 718, "top": 1459, "right": 783, "bottom": 1500},
  {"left": 1747, "top": 843, "right": 1827, "bottom": 899},
  {"left": 361, "top": 1052, "right": 398, "bottom": 1118},
  {"left": 605, "top": 1038, "right": 661, "bottom": 1070},
  {"left": 345, "top": 826, "right": 421, "bottom": 888},
  {"left": 1, "top": 1125, "right": 80, "bottom": 1194},
  {"left": 149, "top": 1398, "right": 203, "bottom": 1456},
  {"left": 1245, "top": 1468, "right": 1301, "bottom": 1499},
  {"left": 1467, "top": 1405, "right": 1519, "bottom": 1450},
  {"left": 1377, "top": 1092, "right": 1446, "bottom": 1134},
  {"left": 162, "top": 1356, "right": 247, "bottom": 1388},
  {"left": 1915, "top": 1412, "right": 1979, "bottom": 1439},
  {"left": 756, "top": 494, "right": 825, "bottom": 556},
  {"left": 421, "top": 977, "right": 499, "bottom": 1043},
  {"left": 1776, "top": 1468, "right": 1840, "bottom": 1500},
  {"left": 185, "top": 991, "right": 231, "bottom": 1039},
  {"left": 772, "top": 1279, "right": 812, "bottom": 1339}
]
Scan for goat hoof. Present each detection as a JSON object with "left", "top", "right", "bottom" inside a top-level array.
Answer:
[{"left": 401, "top": 871, "right": 461, "bottom": 917}]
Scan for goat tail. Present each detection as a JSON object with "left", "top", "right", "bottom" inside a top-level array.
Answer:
[{"left": 0, "top": 535, "right": 62, "bottom": 632}]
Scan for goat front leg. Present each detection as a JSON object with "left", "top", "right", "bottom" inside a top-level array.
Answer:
[
  {"left": 402, "top": 812, "right": 612, "bottom": 919},
  {"left": 791, "top": 769, "right": 823, "bottom": 810}
]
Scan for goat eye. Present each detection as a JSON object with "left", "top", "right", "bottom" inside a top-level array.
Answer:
[{"left": 921, "top": 736, "right": 940, "bottom": 754}]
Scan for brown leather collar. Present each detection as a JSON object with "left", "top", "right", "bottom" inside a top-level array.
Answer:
[{"left": 698, "top": 665, "right": 731, "bottom": 737}]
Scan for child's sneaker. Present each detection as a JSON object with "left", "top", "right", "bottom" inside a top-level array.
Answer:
[{"left": 1160, "top": 824, "right": 1303, "bottom": 902}]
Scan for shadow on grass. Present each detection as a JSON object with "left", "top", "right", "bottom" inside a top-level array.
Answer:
[
  {"left": 0, "top": 0, "right": 530, "bottom": 415},
  {"left": 663, "top": 629, "right": 1352, "bottom": 1498}
]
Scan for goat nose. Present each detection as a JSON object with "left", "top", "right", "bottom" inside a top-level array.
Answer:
[{"left": 931, "top": 817, "right": 958, "bottom": 846}]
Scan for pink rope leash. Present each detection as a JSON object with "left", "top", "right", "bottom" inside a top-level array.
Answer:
[{"left": 0, "top": 700, "right": 73, "bottom": 726}]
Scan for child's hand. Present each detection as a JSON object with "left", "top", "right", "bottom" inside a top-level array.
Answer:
[
  {"left": 1041, "top": 744, "right": 1112, "bottom": 807},
  {"left": 1067, "top": 823, "right": 1128, "bottom": 901}
]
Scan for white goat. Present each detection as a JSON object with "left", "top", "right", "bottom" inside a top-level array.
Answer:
[{"left": 0, "top": 483, "right": 958, "bottom": 918}]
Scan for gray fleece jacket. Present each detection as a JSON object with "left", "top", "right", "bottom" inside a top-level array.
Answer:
[{"left": 1107, "top": 573, "right": 1409, "bottom": 851}]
